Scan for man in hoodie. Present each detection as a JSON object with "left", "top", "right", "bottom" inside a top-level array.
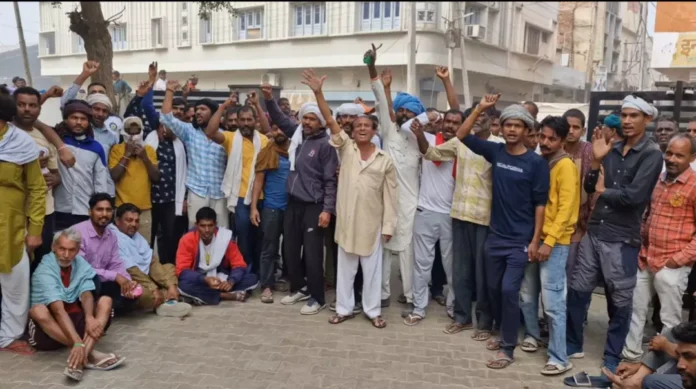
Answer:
[
  {"left": 365, "top": 44, "right": 424, "bottom": 308},
  {"left": 49, "top": 100, "right": 109, "bottom": 231},
  {"left": 159, "top": 80, "right": 229, "bottom": 228},
  {"left": 265, "top": 91, "right": 338, "bottom": 316},
  {"left": 519, "top": 116, "right": 579, "bottom": 376},
  {"left": 108, "top": 116, "right": 160, "bottom": 244}
]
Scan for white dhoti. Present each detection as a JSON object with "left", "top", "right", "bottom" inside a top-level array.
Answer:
[
  {"left": 336, "top": 235, "right": 383, "bottom": 319},
  {"left": 0, "top": 250, "right": 30, "bottom": 348}
]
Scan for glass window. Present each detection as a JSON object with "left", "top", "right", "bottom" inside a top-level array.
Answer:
[
  {"left": 363, "top": 2, "right": 370, "bottom": 19},
  {"left": 296, "top": 7, "right": 302, "bottom": 25},
  {"left": 384, "top": 2, "right": 391, "bottom": 18},
  {"left": 374, "top": 2, "right": 380, "bottom": 18},
  {"left": 314, "top": 4, "right": 320, "bottom": 24}
]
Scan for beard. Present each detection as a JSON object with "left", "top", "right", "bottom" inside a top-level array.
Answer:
[{"left": 240, "top": 126, "right": 254, "bottom": 137}]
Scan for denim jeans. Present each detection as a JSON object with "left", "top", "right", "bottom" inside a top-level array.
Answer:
[
  {"left": 520, "top": 243, "right": 570, "bottom": 366},
  {"left": 233, "top": 198, "right": 263, "bottom": 276},
  {"left": 259, "top": 208, "right": 284, "bottom": 289}
]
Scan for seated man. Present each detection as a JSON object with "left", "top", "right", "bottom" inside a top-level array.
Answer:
[
  {"left": 176, "top": 207, "right": 258, "bottom": 305},
  {"left": 604, "top": 320, "right": 696, "bottom": 389},
  {"left": 27, "top": 228, "right": 125, "bottom": 382},
  {"left": 73, "top": 193, "right": 142, "bottom": 315},
  {"left": 110, "top": 203, "right": 192, "bottom": 318}
]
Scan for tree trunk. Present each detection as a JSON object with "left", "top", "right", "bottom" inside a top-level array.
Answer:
[{"left": 68, "top": 2, "right": 116, "bottom": 108}]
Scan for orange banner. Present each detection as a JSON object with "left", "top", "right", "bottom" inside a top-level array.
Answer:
[{"left": 655, "top": 2, "right": 696, "bottom": 33}]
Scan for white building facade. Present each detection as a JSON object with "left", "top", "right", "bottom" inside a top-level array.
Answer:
[{"left": 39, "top": 1, "right": 559, "bottom": 109}]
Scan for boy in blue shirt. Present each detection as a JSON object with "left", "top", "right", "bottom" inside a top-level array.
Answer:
[{"left": 455, "top": 95, "right": 550, "bottom": 369}]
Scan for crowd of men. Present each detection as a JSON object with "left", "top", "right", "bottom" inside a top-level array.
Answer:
[{"left": 3, "top": 45, "right": 696, "bottom": 388}]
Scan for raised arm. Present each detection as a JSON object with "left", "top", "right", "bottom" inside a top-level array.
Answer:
[
  {"left": 380, "top": 69, "right": 396, "bottom": 124},
  {"left": 365, "top": 44, "right": 393, "bottom": 139},
  {"left": 206, "top": 98, "right": 235, "bottom": 145},
  {"left": 456, "top": 94, "right": 500, "bottom": 140},
  {"left": 61, "top": 61, "right": 100, "bottom": 109},
  {"left": 435, "top": 66, "right": 460, "bottom": 109},
  {"left": 301, "top": 69, "right": 340, "bottom": 135},
  {"left": 40, "top": 86, "right": 64, "bottom": 106},
  {"left": 262, "top": 85, "right": 296, "bottom": 137}
]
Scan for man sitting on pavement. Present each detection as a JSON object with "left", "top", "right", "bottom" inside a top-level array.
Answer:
[
  {"left": 28, "top": 227, "right": 125, "bottom": 382},
  {"left": 176, "top": 207, "right": 258, "bottom": 305},
  {"left": 110, "top": 203, "right": 191, "bottom": 318}
]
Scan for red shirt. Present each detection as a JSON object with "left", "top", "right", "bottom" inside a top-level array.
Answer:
[{"left": 60, "top": 265, "right": 82, "bottom": 314}]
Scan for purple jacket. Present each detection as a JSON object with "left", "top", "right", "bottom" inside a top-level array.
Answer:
[{"left": 266, "top": 99, "right": 338, "bottom": 214}]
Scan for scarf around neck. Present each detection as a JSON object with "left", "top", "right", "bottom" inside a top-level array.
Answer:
[
  {"left": 221, "top": 130, "right": 262, "bottom": 212},
  {"left": 0, "top": 122, "right": 40, "bottom": 165},
  {"left": 547, "top": 149, "right": 570, "bottom": 170},
  {"left": 31, "top": 253, "right": 96, "bottom": 307}
]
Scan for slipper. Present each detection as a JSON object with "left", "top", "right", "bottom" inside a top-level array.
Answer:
[
  {"left": 63, "top": 366, "right": 84, "bottom": 381},
  {"left": 472, "top": 330, "right": 491, "bottom": 341},
  {"left": 541, "top": 362, "right": 573, "bottom": 376},
  {"left": 0, "top": 340, "right": 35, "bottom": 356},
  {"left": 486, "top": 338, "right": 501, "bottom": 351},
  {"left": 443, "top": 322, "right": 472, "bottom": 335},
  {"left": 403, "top": 313, "right": 423, "bottom": 326},
  {"left": 520, "top": 337, "right": 539, "bottom": 353},
  {"left": 486, "top": 355, "right": 514, "bottom": 370},
  {"left": 328, "top": 314, "right": 354, "bottom": 325},
  {"left": 562, "top": 372, "right": 611, "bottom": 387},
  {"left": 397, "top": 294, "right": 407, "bottom": 304},
  {"left": 260, "top": 290, "right": 274, "bottom": 304},
  {"left": 85, "top": 354, "right": 126, "bottom": 371},
  {"left": 433, "top": 295, "right": 446, "bottom": 306},
  {"left": 371, "top": 316, "right": 387, "bottom": 329}
]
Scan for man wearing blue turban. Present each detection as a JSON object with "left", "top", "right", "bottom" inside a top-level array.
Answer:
[{"left": 366, "top": 46, "right": 425, "bottom": 308}]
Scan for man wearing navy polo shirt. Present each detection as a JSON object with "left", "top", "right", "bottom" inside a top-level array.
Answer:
[{"left": 455, "top": 95, "right": 550, "bottom": 370}]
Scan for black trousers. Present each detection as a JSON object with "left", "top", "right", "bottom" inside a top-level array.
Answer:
[
  {"left": 283, "top": 199, "right": 326, "bottom": 305},
  {"left": 54, "top": 212, "right": 89, "bottom": 232},
  {"left": 151, "top": 202, "right": 185, "bottom": 265},
  {"left": 31, "top": 213, "right": 56, "bottom": 274},
  {"left": 92, "top": 276, "right": 137, "bottom": 317}
]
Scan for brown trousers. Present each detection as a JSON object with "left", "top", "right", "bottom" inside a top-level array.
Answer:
[{"left": 127, "top": 257, "right": 178, "bottom": 311}]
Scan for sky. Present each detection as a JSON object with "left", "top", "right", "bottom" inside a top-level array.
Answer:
[{"left": 0, "top": 1, "right": 658, "bottom": 52}]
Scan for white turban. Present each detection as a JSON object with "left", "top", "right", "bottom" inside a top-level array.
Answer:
[
  {"left": 86, "top": 93, "right": 113, "bottom": 111},
  {"left": 335, "top": 103, "right": 365, "bottom": 118},
  {"left": 298, "top": 102, "right": 326, "bottom": 126},
  {"left": 622, "top": 95, "right": 658, "bottom": 117},
  {"left": 289, "top": 103, "right": 326, "bottom": 172}
]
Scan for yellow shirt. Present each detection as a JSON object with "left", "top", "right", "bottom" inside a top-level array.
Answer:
[
  {"left": 221, "top": 131, "right": 269, "bottom": 198},
  {"left": 542, "top": 157, "right": 580, "bottom": 247},
  {"left": 424, "top": 134, "right": 505, "bottom": 226},
  {"left": 108, "top": 144, "right": 158, "bottom": 210},
  {"left": 0, "top": 124, "right": 46, "bottom": 272},
  {"left": 25, "top": 128, "right": 58, "bottom": 215},
  {"left": 330, "top": 130, "right": 398, "bottom": 256}
]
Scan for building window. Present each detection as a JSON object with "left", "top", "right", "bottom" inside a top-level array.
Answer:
[
  {"left": 294, "top": 3, "right": 326, "bottom": 37},
  {"left": 181, "top": 2, "right": 187, "bottom": 10},
  {"left": 524, "top": 24, "right": 550, "bottom": 55},
  {"left": 72, "top": 33, "right": 85, "bottom": 54},
  {"left": 151, "top": 18, "right": 164, "bottom": 47},
  {"left": 182, "top": 16, "right": 188, "bottom": 26},
  {"left": 416, "top": 2, "right": 436, "bottom": 23},
  {"left": 463, "top": 5, "right": 484, "bottom": 25},
  {"left": 361, "top": 2, "right": 400, "bottom": 31},
  {"left": 200, "top": 14, "right": 212, "bottom": 43},
  {"left": 39, "top": 32, "right": 56, "bottom": 55},
  {"left": 109, "top": 25, "right": 128, "bottom": 51},
  {"left": 239, "top": 9, "right": 263, "bottom": 40}
]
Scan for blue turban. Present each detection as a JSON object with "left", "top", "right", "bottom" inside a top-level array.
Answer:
[
  {"left": 603, "top": 114, "right": 621, "bottom": 130},
  {"left": 393, "top": 93, "right": 425, "bottom": 116}
]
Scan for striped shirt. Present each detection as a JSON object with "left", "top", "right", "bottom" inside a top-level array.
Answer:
[
  {"left": 640, "top": 168, "right": 696, "bottom": 272},
  {"left": 159, "top": 112, "right": 227, "bottom": 199}
]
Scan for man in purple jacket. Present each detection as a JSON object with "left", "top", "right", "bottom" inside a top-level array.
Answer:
[{"left": 264, "top": 92, "right": 338, "bottom": 316}]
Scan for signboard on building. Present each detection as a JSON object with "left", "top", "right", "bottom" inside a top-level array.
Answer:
[{"left": 652, "top": 33, "right": 696, "bottom": 68}]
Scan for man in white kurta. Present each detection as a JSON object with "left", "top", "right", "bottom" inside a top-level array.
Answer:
[{"left": 370, "top": 78, "right": 425, "bottom": 306}]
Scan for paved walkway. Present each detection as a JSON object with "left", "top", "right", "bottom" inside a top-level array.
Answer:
[{"left": 1, "top": 273, "right": 611, "bottom": 389}]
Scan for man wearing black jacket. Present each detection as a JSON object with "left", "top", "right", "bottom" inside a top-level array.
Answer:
[{"left": 265, "top": 94, "right": 338, "bottom": 315}]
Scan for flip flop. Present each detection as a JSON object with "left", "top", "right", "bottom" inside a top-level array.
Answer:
[
  {"left": 562, "top": 372, "right": 611, "bottom": 387},
  {"left": 371, "top": 316, "right": 387, "bottom": 329},
  {"left": 443, "top": 322, "right": 472, "bottom": 335},
  {"left": 0, "top": 340, "right": 35, "bottom": 356},
  {"left": 403, "top": 313, "right": 424, "bottom": 326},
  {"left": 471, "top": 330, "right": 491, "bottom": 341},
  {"left": 63, "top": 366, "right": 84, "bottom": 381},
  {"left": 486, "top": 354, "right": 515, "bottom": 370},
  {"left": 328, "top": 314, "right": 354, "bottom": 325},
  {"left": 85, "top": 354, "right": 126, "bottom": 371}
]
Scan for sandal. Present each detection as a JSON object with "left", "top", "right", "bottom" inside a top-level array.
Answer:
[
  {"left": 230, "top": 291, "right": 247, "bottom": 302},
  {"left": 0, "top": 340, "right": 35, "bottom": 356},
  {"left": 403, "top": 313, "right": 423, "bottom": 326},
  {"left": 486, "top": 353, "right": 514, "bottom": 370},
  {"left": 433, "top": 295, "right": 446, "bottom": 306},
  {"left": 397, "top": 294, "right": 407, "bottom": 304},
  {"left": 486, "top": 338, "right": 501, "bottom": 351},
  {"left": 472, "top": 330, "right": 492, "bottom": 341},
  {"left": 443, "top": 322, "right": 472, "bottom": 335},
  {"left": 328, "top": 314, "right": 354, "bottom": 325},
  {"left": 260, "top": 289, "right": 274, "bottom": 304},
  {"left": 520, "top": 337, "right": 539, "bottom": 353},
  {"left": 85, "top": 353, "right": 126, "bottom": 371},
  {"left": 63, "top": 366, "right": 84, "bottom": 381},
  {"left": 371, "top": 316, "right": 387, "bottom": 329},
  {"left": 541, "top": 362, "right": 573, "bottom": 376}
]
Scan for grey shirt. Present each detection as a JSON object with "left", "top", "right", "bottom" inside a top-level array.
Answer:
[
  {"left": 585, "top": 134, "right": 663, "bottom": 246},
  {"left": 54, "top": 139, "right": 109, "bottom": 216},
  {"left": 643, "top": 328, "right": 677, "bottom": 374}
]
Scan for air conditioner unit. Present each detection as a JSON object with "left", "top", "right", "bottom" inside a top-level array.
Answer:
[
  {"left": 262, "top": 73, "right": 281, "bottom": 87},
  {"left": 465, "top": 25, "right": 486, "bottom": 39}
]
